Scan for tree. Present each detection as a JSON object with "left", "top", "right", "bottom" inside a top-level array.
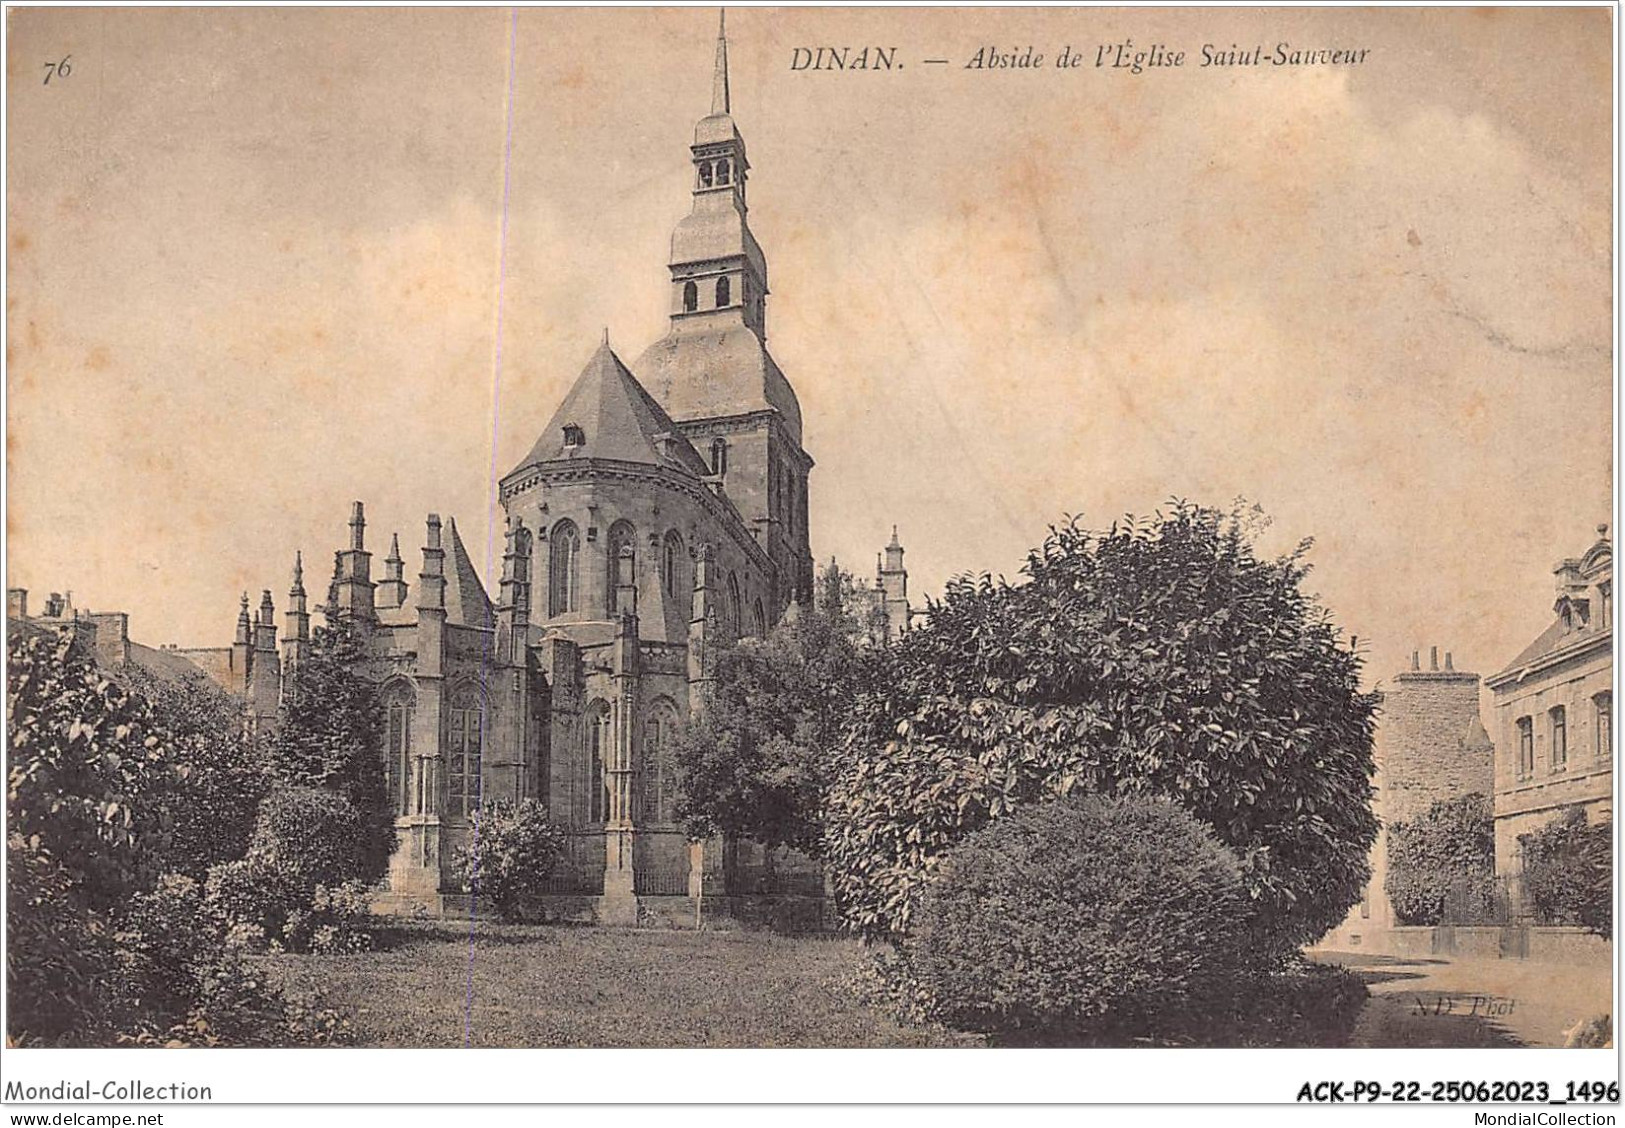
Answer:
[
  {"left": 6, "top": 625, "right": 348, "bottom": 1045},
  {"left": 269, "top": 618, "right": 392, "bottom": 884},
  {"left": 1520, "top": 807, "right": 1611, "bottom": 938},
  {"left": 7, "top": 627, "right": 173, "bottom": 912},
  {"left": 825, "top": 501, "right": 1379, "bottom": 948},
  {"left": 115, "top": 660, "right": 267, "bottom": 878},
  {"left": 1384, "top": 793, "right": 1497, "bottom": 926},
  {"left": 673, "top": 561, "right": 874, "bottom": 855}
]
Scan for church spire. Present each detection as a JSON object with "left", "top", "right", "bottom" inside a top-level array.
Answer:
[
  {"left": 711, "top": 9, "right": 730, "bottom": 115},
  {"left": 662, "top": 12, "right": 765, "bottom": 338}
]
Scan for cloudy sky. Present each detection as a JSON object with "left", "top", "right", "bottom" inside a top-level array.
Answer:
[{"left": 6, "top": 6, "right": 1612, "bottom": 690}]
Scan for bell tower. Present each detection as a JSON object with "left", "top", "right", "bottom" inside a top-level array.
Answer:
[
  {"left": 667, "top": 11, "right": 769, "bottom": 338},
  {"left": 636, "top": 12, "right": 815, "bottom": 609}
]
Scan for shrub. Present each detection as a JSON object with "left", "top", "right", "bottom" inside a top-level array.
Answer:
[
  {"left": 7, "top": 627, "right": 174, "bottom": 912},
  {"left": 269, "top": 619, "right": 393, "bottom": 885},
  {"left": 826, "top": 502, "right": 1378, "bottom": 946},
  {"left": 897, "top": 793, "right": 1252, "bottom": 1044},
  {"left": 1213, "top": 956, "right": 1368, "bottom": 1048},
  {"left": 116, "top": 660, "right": 267, "bottom": 878},
  {"left": 6, "top": 626, "right": 356, "bottom": 1046},
  {"left": 204, "top": 855, "right": 374, "bottom": 954},
  {"left": 249, "top": 784, "right": 367, "bottom": 888},
  {"left": 5, "top": 835, "right": 121, "bottom": 1044},
  {"left": 1385, "top": 793, "right": 1498, "bottom": 925},
  {"left": 454, "top": 799, "right": 564, "bottom": 922},
  {"left": 1521, "top": 808, "right": 1611, "bottom": 938}
]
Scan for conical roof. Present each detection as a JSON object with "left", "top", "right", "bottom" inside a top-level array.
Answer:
[
  {"left": 509, "top": 341, "right": 712, "bottom": 479},
  {"left": 443, "top": 517, "right": 494, "bottom": 629}
]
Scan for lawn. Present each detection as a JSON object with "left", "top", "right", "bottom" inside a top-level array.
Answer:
[{"left": 267, "top": 918, "right": 974, "bottom": 1048}]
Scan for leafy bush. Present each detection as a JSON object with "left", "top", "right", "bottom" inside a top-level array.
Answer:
[
  {"left": 454, "top": 799, "right": 564, "bottom": 922},
  {"left": 1521, "top": 808, "right": 1611, "bottom": 938},
  {"left": 5, "top": 834, "right": 121, "bottom": 1044},
  {"left": 249, "top": 784, "right": 368, "bottom": 888},
  {"left": 7, "top": 627, "right": 174, "bottom": 911},
  {"left": 113, "top": 875, "right": 352, "bottom": 1047},
  {"left": 269, "top": 618, "right": 393, "bottom": 884},
  {"left": 6, "top": 626, "right": 355, "bottom": 1046},
  {"left": 826, "top": 502, "right": 1378, "bottom": 948},
  {"left": 675, "top": 562, "right": 875, "bottom": 855},
  {"left": 1385, "top": 793, "right": 1498, "bottom": 925},
  {"left": 116, "top": 660, "right": 267, "bottom": 877},
  {"left": 1214, "top": 956, "right": 1368, "bottom": 1048},
  {"left": 204, "top": 854, "right": 374, "bottom": 954},
  {"left": 896, "top": 793, "right": 1252, "bottom": 1044}
]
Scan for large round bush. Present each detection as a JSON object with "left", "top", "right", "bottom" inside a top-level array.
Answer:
[
  {"left": 903, "top": 792, "right": 1250, "bottom": 1044},
  {"left": 249, "top": 784, "right": 367, "bottom": 888}
]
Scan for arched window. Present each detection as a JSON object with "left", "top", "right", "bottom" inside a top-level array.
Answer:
[
  {"left": 549, "top": 520, "right": 580, "bottom": 616},
  {"left": 382, "top": 682, "right": 415, "bottom": 816},
  {"left": 682, "top": 281, "right": 698, "bottom": 313},
  {"left": 643, "top": 698, "right": 680, "bottom": 824},
  {"left": 726, "top": 573, "right": 742, "bottom": 640},
  {"left": 715, "top": 276, "right": 731, "bottom": 308},
  {"left": 585, "top": 700, "right": 611, "bottom": 825},
  {"left": 606, "top": 521, "right": 636, "bottom": 615},
  {"left": 716, "top": 158, "right": 731, "bottom": 186},
  {"left": 662, "top": 530, "right": 685, "bottom": 600},
  {"left": 447, "top": 686, "right": 485, "bottom": 819},
  {"left": 751, "top": 598, "right": 766, "bottom": 639},
  {"left": 698, "top": 161, "right": 713, "bottom": 188},
  {"left": 709, "top": 438, "right": 728, "bottom": 477}
]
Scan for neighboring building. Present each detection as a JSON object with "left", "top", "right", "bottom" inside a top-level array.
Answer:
[
  {"left": 1485, "top": 525, "right": 1613, "bottom": 880},
  {"left": 1320, "top": 646, "right": 1494, "bottom": 950},
  {"left": 8, "top": 586, "right": 233, "bottom": 691},
  {"left": 164, "top": 18, "right": 908, "bottom": 921}
]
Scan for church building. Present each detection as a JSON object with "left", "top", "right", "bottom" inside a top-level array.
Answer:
[{"left": 177, "top": 16, "right": 909, "bottom": 922}]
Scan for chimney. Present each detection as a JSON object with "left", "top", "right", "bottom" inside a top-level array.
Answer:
[
  {"left": 1429, "top": 646, "right": 1439, "bottom": 671},
  {"left": 7, "top": 588, "right": 26, "bottom": 620},
  {"left": 1445, "top": 651, "right": 1455, "bottom": 672}
]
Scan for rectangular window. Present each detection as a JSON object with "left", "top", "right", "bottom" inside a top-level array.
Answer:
[
  {"left": 1516, "top": 717, "right": 1534, "bottom": 780},
  {"left": 1598, "top": 694, "right": 1613, "bottom": 760},
  {"left": 1550, "top": 706, "right": 1567, "bottom": 773}
]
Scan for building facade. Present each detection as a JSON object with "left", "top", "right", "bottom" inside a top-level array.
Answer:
[
  {"left": 167, "top": 19, "right": 907, "bottom": 921},
  {"left": 1485, "top": 526, "right": 1613, "bottom": 879}
]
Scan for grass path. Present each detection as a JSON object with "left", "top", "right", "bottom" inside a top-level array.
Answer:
[{"left": 268, "top": 919, "right": 970, "bottom": 1048}]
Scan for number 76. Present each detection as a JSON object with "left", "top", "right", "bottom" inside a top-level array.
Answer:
[{"left": 42, "top": 55, "right": 73, "bottom": 84}]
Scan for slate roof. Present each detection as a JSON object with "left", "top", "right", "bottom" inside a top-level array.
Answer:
[
  {"left": 1492, "top": 618, "right": 1608, "bottom": 682},
  {"left": 509, "top": 341, "right": 712, "bottom": 480},
  {"left": 443, "top": 517, "right": 494, "bottom": 629}
]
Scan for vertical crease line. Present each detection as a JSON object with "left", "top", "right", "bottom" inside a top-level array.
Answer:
[{"left": 466, "top": 5, "right": 520, "bottom": 1050}]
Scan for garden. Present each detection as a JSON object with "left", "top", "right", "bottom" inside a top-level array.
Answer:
[{"left": 11, "top": 501, "right": 1602, "bottom": 1049}]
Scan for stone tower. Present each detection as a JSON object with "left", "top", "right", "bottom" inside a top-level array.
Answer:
[{"left": 633, "top": 9, "right": 815, "bottom": 612}]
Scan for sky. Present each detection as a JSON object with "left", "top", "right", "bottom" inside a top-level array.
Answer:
[{"left": 5, "top": 6, "right": 1613, "bottom": 692}]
